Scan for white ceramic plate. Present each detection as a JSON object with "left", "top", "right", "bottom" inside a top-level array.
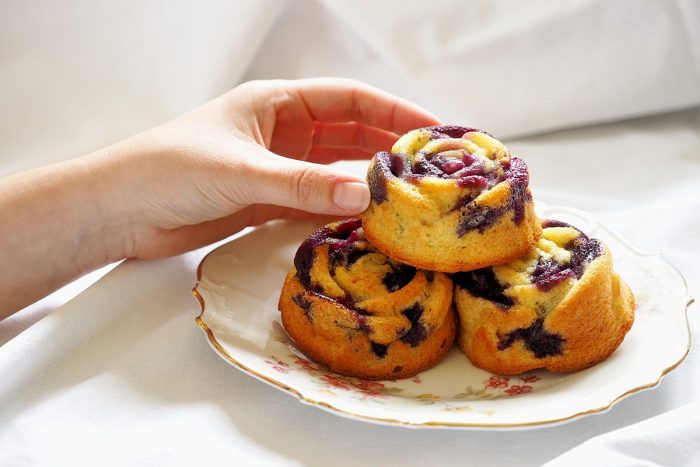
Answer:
[{"left": 193, "top": 205, "right": 692, "bottom": 429}]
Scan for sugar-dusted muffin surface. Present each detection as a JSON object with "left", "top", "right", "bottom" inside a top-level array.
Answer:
[
  {"left": 363, "top": 125, "right": 540, "bottom": 272},
  {"left": 454, "top": 220, "right": 635, "bottom": 374},
  {"left": 278, "top": 219, "right": 456, "bottom": 380}
]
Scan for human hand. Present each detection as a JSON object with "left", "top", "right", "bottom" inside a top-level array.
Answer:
[
  {"left": 91, "top": 78, "right": 440, "bottom": 260},
  {"left": 0, "top": 78, "right": 440, "bottom": 316}
]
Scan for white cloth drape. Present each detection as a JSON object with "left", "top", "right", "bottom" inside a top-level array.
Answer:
[{"left": 545, "top": 400, "right": 700, "bottom": 466}]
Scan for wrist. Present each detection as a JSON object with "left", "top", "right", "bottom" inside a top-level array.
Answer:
[
  {"left": 78, "top": 145, "right": 137, "bottom": 264},
  {"left": 0, "top": 155, "right": 124, "bottom": 316}
]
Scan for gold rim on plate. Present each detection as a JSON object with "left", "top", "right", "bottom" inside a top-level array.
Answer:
[{"left": 192, "top": 216, "right": 694, "bottom": 429}]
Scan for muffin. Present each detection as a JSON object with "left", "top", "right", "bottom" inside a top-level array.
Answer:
[
  {"left": 363, "top": 125, "right": 540, "bottom": 272},
  {"left": 278, "top": 218, "right": 456, "bottom": 380},
  {"left": 454, "top": 219, "right": 635, "bottom": 374}
]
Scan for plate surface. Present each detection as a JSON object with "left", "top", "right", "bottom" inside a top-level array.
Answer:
[{"left": 193, "top": 205, "right": 691, "bottom": 429}]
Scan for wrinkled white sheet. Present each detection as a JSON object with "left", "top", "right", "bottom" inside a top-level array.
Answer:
[
  {"left": 251, "top": 0, "right": 700, "bottom": 137},
  {"left": 1, "top": 1, "right": 699, "bottom": 465},
  {"left": 545, "top": 399, "right": 700, "bottom": 466},
  {"left": 2, "top": 0, "right": 699, "bottom": 175}
]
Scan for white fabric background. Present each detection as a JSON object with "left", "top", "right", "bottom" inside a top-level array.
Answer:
[{"left": 1, "top": 1, "right": 699, "bottom": 465}]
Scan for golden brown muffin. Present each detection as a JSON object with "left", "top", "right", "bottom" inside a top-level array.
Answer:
[
  {"left": 278, "top": 218, "right": 456, "bottom": 380},
  {"left": 363, "top": 125, "right": 541, "bottom": 272},
  {"left": 454, "top": 219, "right": 635, "bottom": 374}
]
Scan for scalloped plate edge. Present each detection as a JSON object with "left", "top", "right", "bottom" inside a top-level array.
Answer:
[{"left": 191, "top": 222, "right": 694, "bottom": 430}]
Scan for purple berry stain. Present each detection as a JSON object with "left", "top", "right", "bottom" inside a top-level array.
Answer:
[
  {"left": 451, "top": 157, "right": 531, "bottom": 237},
  {"left": 382, "top": 264, "right": 417, "bottom": 292},
  {"left": 424, "top": 125, "right": 480, "bottom": 139},
  {"left": 367, "top": 152, "right": 404, "bottom": 204},
  {"left": 292, "top": 293, "right": 313, "bottom": 321},
  {"left": 455, "top": 175, "right": 488, "bottom": 189},
  {"left": 454, "top": 269, "right": 514, "bottom": 308},
  {"left": 505, "top": 157, "right": 531, "bottom": 224},
  {"left": 497, "top": 318, "right": 565, "bottom": 358},
  {"left": 294, "top": 218, "right": 362, "bottom": 287},
  {"left": 531, "top": 220, "right": 603, "bottom": 291},
  {"left": 431, "top": 155, "right": 465, "bottom": 174},
  {"left": 531, "top": 258, "right": 576, "bottom": 291},
  {"left": 370, "top": 342, "right": 389, "bottom": 358},
  {"left": 400, "top": 303, "right": 428, "bottom": 347}
]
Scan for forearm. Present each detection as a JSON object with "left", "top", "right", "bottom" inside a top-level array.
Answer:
[
  {"left": 0, "top": 79, "right": 438, "bottom": 319},
  {"left": 0, "top": 155, "right": 125, "bottom": 318}
]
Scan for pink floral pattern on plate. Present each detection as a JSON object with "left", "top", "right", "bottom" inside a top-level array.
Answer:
[
  {"left": 265, "top": 355, "right": 404, "bottom": 402},
  {"left": 196, "top": 208, "right": 692, "bottom": 427},
  {"left": 263, "top": 354, "right": 543, "bottom": 406}
]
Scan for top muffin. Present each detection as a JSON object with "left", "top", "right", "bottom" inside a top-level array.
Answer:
[{"left": 363, "top": 125, "right": 541, "bottom": 272}]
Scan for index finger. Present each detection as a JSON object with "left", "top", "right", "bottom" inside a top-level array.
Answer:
[{"left": 286, "top": 78, "right": 442, "bottom": 134}]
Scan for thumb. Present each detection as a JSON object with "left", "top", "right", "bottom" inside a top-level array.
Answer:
[{"left": 250, "top": 154, "right": 371, "bottom": 216}]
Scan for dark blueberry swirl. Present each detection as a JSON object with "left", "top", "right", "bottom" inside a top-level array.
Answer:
[
  {"left": 451, "top": 157, "right": 532, "bottom": 237},
  {"left": 530, "top": 220, "right": 602, "bottom": 291},
  {"left": 367, "top": 126, "right": 534, "bottom": 238},
  {"left": 497, "top": 318, "right": 565, "bottom": 358},
  {"left": 294, "top": 218, "right": 363, "bottom": 287},
  {"left": 367, "top": 126, "right": 510, "bottom": 206},
  {"left": 292, "top": 219, "right": 452, "bottom": 350},
  {"left": 453, "top": 269, "right": 514, "bottom": 308}
]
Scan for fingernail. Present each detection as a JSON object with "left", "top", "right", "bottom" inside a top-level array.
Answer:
[{"left": 333, "top": 182, "right": 370, "bottom": 212}]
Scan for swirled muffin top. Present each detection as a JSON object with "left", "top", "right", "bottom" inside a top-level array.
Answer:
[
  {"left": 368, "top": 125, "right": 531, "bottom": 238},
  {"left": 294, "top": 218, "right": 416, "bottom": 303},
  {"left": 293, "top": 218, "right": 452, "bottom": 347},
  {"left": 454, "top": 220, "right": 602, "bottom": 316}
]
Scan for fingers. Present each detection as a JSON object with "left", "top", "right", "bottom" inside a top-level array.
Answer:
[
  {"left": 286, "top": 78, "right": 441, "bottom": 134},
  {"left": 308, "top": 117, "right": 410, "bottom": 164},
  {"left": 217, "top": 78, "right": 441, "bottom": 217},
  {"left": 247, "top": 205, "right": 345, "bottom": 226},
  {"left": 312, "top": 121, "right": 398, "bottom": 152},
  {"left": 307, "top": 147, "right": 371, "bottom": 164},
  {"left": 248, "top": 153, "right": 370, "bottom": 216}
]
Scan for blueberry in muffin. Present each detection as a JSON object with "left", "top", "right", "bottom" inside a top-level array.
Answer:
[
  {"left": 363, "top": 125, "right": 540, "bottom": 272},
  {"left": 278, "top": 219, "right": 456, "bottom": 380},
  {"left": 454, "top": 220, "right": 635, "bottom": 374}
]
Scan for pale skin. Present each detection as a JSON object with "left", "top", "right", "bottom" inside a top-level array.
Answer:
[{"left": 0, "top": 78, "right": 440, "bottom": 319}]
